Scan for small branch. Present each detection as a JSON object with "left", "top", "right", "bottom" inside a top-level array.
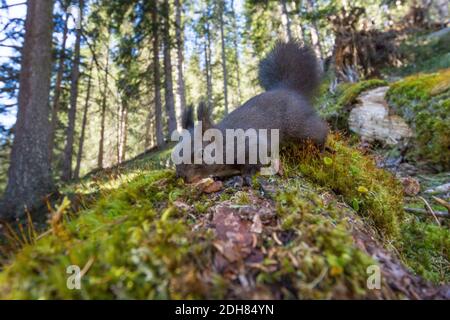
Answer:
[
  {"left": 419, "top": 196, "right": 441, "bottom": 225},
  {"left": 0, "top": 2, "right": 26, "bottom": 10},
  {"left": 432, "top": 196, "right": 450, "bottom": 213},
  {"left": 0, "top": 44, "right": 21, "bottom": 50},
  {"left": 404, "top": 207, "right": 449, "bottom": 219}
]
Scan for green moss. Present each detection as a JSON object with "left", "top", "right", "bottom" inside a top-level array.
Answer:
[
  {"left": 0, "top": 170, "right": 216, "bottom": 299},
  {"left": 260, "top": 179, "right": 376, "bottom": 299},
  {"left": 318, "top": 79, "right": 388, "bottom": 130},
  {"left": 336, "top": 79, "right": 388, "bottom": 108},
  {"left": 400, "top": 218, "right": 450, "bottom": 283},
  {"left": 282, "top": 135, "right": 404, "bottom": 240},
  {"left": 0, "top": 136, "right": 446, "bottom": 298},
  {"left": 386, "top": 69, "right": 450, "bottom": 169}
]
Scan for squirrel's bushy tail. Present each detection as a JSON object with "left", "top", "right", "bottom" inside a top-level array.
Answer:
[{"left": 258, "top": 41, "right": 321, "bottom": 98}]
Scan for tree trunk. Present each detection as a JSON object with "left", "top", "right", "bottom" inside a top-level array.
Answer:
[
  {"left": 295, "top": 1, "right": 307, "bottom": 42},
  {"left": 48, "top": 3, "right": 69, "bottom": 162},
  {"left": 144, "top": 102, "right": 154, "bottom": 149},
  {"left": 219, "top": 2, "right": 229, "bottom": 115},
  {"left": 98, "top": 34, "right": 111, "bottom": 169},
  {"left": 152, "top": 0, "right": 164, "bottom": 147},
  {"left": 116, "top": 102, "right": 122, "bottom": 163},
  {"left": 306, "top": 0, "right": 323, "bottom": 60},
  {"left": 61, "top": 0, "right": 83, "bottom": 182},
  {"left": 205, "top": 20, "right": 213, "bottom": 110},
  {"left": 121, "top": 103, "right": 128, "bottom": 161},
  {"left": 74, "top": 57, "right": 94, "bottom": 180},
  {"left": 0, "top": 0, "right": 55, "bottom": 218},
  {"left": 116, "top": 99, "right": 128, "bottom": 163},
  {"left": 163, "top": 0, "right": 177, "bottom": 137},
  {"left": 281, "top": 0, "right": 293, "bottom": 41},
  {"left": 174, "top": 0, "right": 186, "bottom": 128},
  {"left": 230, "top": 0, "right": 242, "bottom": 106}
]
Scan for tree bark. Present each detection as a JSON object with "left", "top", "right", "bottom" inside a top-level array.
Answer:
[
  {"left": 98, "top": 33, "right": 111, "bottom": 169},
  {"left": 281, "top": 0, "right": 293, "bottom": 41},
  {"left": 306, "top": 0, "right": 323, "bottom": 60},
  {"left": 174, "top": 0, "right": 186, "bottom": 128},
  {"left": 162, "top": 0, "right": 177, "bottom": 137},
  {"left": 295, "top": 1, "right": 306, "bottom": 42},
  {"left": 152, "top": 0, "right": 164, "bottom": 147},
  {"left": 74, "top": 57, "right": 94, "bottom": 179},
  {"left": 230, "top": 0, "right": 242, "bottom": 106},
  {"left": 61, "top": 0, "right": 83, "bottom": 182},
  {"left": 0, "top": 0, "right": 55, "bottom": 218},
  {"left": 116, "top": 99, "right": 128, "bottom": 164},
  {"left": 205, "top": 20, "right": 213, "bottom": 110},
  {"left": 48, "top": 2, "right": 69, "bottom": 162},
  {"left": 219, "top": 2, "right": 229, "bottom": 115},
  {"left": 120, "top": 102, "right": 128, "bottom": 161}
]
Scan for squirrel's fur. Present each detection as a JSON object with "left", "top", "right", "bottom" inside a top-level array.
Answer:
[
  {"left": 258, "top": 40, "right": 321, "bottom": 99},
  {"left": 176, "top": 41, "right": 329, "bottom": 183}
]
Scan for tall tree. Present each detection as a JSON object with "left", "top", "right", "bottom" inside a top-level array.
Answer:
[
  {"left": 281, "top": 0, "right": 293, "bottom": 41},
  {"left": 174, "top": 0, "right": 186, "bottom": 127},
  {"left": 152, "top": 0, "right": 164, "bottom": 147},
  {"left": 48, "top": 1, "right": 69, "bottom": 162},
  {"left": 0, "top": 0, "right": 55, "bottom": 218},
  {"left": 218, "top": 1, "right": 229, "bottom": 115},
  {"left": 74, "top": 56, "right": 94, "bottom": 179},
  {"left": 230, "top": 0, "right": 242, "bottom": 105},
  {"left": 306, "top": 0, "right": 323, "bottom": 60},
  {"left": 202, "top": 10, "right": 213, "bottom": 110},
  {"left": 162, "top": 0, "right": 177, "bottom": 136},
  {"left": 98, "top": 33, "right": 111, "bottom": 169},
  {"left": 62, "top": 0, "right": 84, "bottom": 181}
]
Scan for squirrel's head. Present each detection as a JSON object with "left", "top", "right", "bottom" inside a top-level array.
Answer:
[{"left": 176, "top": 102, "right": 238, "bottom": 183}]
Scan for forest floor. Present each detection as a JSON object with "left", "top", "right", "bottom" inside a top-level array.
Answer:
[
  {"left": 0, "top": 31, "right": 449, "bottom": 299},
  {"left": 0, "top": 131, "right": 448, "bottom": 299}
]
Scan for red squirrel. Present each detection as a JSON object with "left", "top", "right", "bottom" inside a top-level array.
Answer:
[{"left": 175, "top": 41, "right": 329, "bottom": 183}]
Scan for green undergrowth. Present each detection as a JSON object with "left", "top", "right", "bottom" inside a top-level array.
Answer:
[
  {"left": 399, "top": 218, "right": 450, "bottom": 283},
  {"left": 282, "top": 136, "right": 404, "bottom": 240},
  {"left": 282, "top": 136, "right": 449, "bottom": 283},
  {"left": 317, "top": 79, "right": 388, "bottom": 131},
  {"left": 392, "top": 31, "right": 450, "bottom": 77},
  {"left": 386, "top": 69, "right": 450, "bottom": 170}
]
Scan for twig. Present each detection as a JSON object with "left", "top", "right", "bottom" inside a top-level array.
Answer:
[
  {"left": 404, "top": 207, "right": 448, "bottom": 219},
  {"left": 419, "top": 196, "right": 441, "bottom": 225},
  {"left": 80, "top": 257, "right": 95, "bottom": 278},
  {"left": 432, "top": 196, "right": 450, "bottom": 213}
]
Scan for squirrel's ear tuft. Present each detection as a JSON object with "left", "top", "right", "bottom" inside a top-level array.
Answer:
[
  {"left": 182, "top": 105, "right": 194, "bottom": 129},
  {"left": 197, "top": 101, "right": 213, "bottom": 131}
]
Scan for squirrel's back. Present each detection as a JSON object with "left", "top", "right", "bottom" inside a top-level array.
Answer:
[{"left": 258, "top": 41, "right": 321, "bottom": 99}]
